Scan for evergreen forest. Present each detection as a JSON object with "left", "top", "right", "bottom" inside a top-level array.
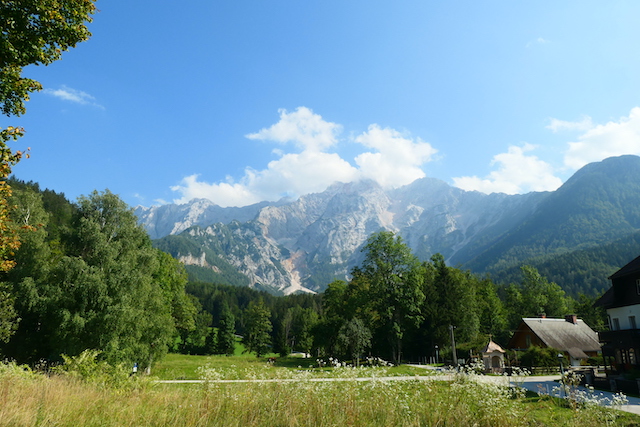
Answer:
[{"left": 0, "top": 179, "right": 613, "bottom": 368}]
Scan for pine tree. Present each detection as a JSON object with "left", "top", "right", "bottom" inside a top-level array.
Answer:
[
  {"left": 215, "top": 302, "right": 236, "bottom": 355},
  {"left": 242, "top": 299, "right": 272, "bottom": 357}
]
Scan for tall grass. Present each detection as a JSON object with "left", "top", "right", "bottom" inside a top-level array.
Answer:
[
  {"left": 153, "top": 353, "right": 426, "bottom": 380},
  {"left": 1, "top": 358, "right": 638, "bottom": 427}
]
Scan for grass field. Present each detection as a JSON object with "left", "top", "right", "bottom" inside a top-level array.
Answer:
[
  {"left": 153, "top": 353, "right": 430, "bottom": 380},
  {"left": 2, "top": 354, "right": 640, "bottom": 426}
]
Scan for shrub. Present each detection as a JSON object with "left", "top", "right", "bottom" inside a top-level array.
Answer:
[{"left": 519, "top": 346, "right": 562, "bottom": 368}]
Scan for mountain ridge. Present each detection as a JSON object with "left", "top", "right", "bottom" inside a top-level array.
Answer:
[{"left": 139, "top": 155, "right": 640, "bottom": 295}]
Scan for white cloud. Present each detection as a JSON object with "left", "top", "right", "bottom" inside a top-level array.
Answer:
[
  {"left": 452, "top": 107, "right": 640, "bottom": 196},
  {"left": 171, "top": 174, "right": 265, "bottom": 206},
  {"left": 44, "top": 85, "right": 104, "bottom": 109},
  {"left": 354, "top": 125, "right": 437, "bottom": 188},
  {"left": 249, "top": 151, "right": 359, "bottom": 196},
  {"left": 246, "top": 107, "right": 342, "bottom": 152},
  {"left": 546, "top": 116, "right": 594, "bottom": 133},
  {"left": 171, "top": 107, "right": 437, "bottom": 207},
  {"left": 526, "top": 37, "right": 550, "bottom": 48},
  {"left": 452, "top": 143, "right": 562, "bottom": 194},
  {"left": 563, "top": 107, "right": 640, "bottom": 169},
  {"left": 171, "top": 152, "right": 359, "bottom": 206}
]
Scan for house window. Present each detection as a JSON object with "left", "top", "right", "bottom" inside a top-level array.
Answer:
[
  {"left": 613, "top": 318, "right": 621, "bottom": 331},
  {"left": 616, "top": 350, "right": 622, "bottom": 364},
  {"left": 631, "top": 316, "right": 637, "bottom": 330},
  {"left": 630, "top": 349, "right": 637, "bottom": 365},
  {"left": 525, "top": 335, "right": 531, "bottom": 347},
  {"left": 608, "top": 315, "right": 613, "bottom": 330}
]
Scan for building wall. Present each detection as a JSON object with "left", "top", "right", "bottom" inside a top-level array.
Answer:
[
  {"left": 509, "top": 324, "right": 544, "bottom": 350},
  {"left": 607, "top": 304, "right": 640, "bottom": 330}
]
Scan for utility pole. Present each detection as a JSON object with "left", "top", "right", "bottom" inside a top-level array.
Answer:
[{"left": 449, "top": 325, "right": 458, "bottom": 366}]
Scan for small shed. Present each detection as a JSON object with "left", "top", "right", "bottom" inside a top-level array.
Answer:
[{"left": 482, "top": 340, "right": 506, "bottom": 373}]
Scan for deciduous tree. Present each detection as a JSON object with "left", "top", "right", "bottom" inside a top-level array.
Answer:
[
  {"left": 336, "top": 317, "right": 371, "bottom": 367},
  {"left": 1, "top": 0, "right": 96, "bottom": 116},
  {"left": 358, "top": 231, "right": 425, "bottom": 364},
  {"left": 0, "top": 283, "right": 18, "bottom": 343},
  {"left": 3, "top": 190, "right": 178, "bottom": 367},
  {"left": 242, "top": 299, "right": 272, "bottom": 357},
  {"left": 0, "top": 0, "right": 95, "bottom": 344}
]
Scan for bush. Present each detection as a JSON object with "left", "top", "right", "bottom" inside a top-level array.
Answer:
[
  {"left": 52, "top": 349, "right": 141, "bottom": 390},
  {"left": 586, "top": 355, "right": 603, "bottom": 366},
  {"left": 519, "top": 346, "right": 563, "bottom": 368}
]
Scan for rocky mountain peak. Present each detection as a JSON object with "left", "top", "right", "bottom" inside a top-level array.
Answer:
[{"left": 141, "top": 156, "right": 640, "bottom": 294}]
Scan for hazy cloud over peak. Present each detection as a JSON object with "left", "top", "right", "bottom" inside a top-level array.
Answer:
[
  {"left": 170, "top": 105, "right": 640, "bottom": 207},
  {"left": 452, "top": 144, "right": 562, "bottom": 194},
  {"left": 355, "top": 125, "right": 437, "bottom": 189},
  {"left": 452, "top": 107, "right": 640, "bottom": 196},
  {"left": 563, "top": 107, "right": 640, "bottom": 170},
  {"left": 171, "top": 107, "right": 436, "bottom": 206}
]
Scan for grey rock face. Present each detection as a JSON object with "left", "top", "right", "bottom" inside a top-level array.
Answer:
[
  {"left": 137, "top": 156, "right": 640, "bottom": 294},
  {"left": 140, "top": 177, "right": 543, "bottom": 294}
]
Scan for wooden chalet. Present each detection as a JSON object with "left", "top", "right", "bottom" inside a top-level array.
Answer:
[
  {"left": 596, "top": 255, "right": 640, "bottom": 372},
  {"left": 508, "top": 316, "right": 600, "bottom": 366}
]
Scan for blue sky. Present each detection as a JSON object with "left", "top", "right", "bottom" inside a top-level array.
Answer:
[{"left": 7, "top": 1, "right": 640, "bottom": 207}]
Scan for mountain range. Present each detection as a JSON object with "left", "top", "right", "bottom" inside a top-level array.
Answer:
[{"left": 136, "top": 155, "right": 640, "bottom": 295}]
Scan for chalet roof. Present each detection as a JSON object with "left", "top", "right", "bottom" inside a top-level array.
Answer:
[
  {"left": 520, "top": 318, "right": 600, "bottom": 355},
  {"left": 609, "top": 255, "right": 640, "bottom": 280},
  {"left": 594, "top": 286, "right": 615, "bottom": 308},
  {"left": 482, "top": 340, "right": 505, "bottom": 354}
]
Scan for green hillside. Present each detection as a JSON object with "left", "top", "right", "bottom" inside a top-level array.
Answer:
[
  {"left": 488, "top": 231, "right": 640, "bottom": 296},
  {"left": 466, "top": 155, "right": 640, "bottom": 276},
  {"left": 153, "top": 234, "right": 252, "bottom": 288}
]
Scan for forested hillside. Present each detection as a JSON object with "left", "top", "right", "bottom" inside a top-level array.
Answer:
[
  {"left": 488, "top": 231, "right": 640, "bottom": 296},
  {"left": 182, "top": 232, "right": 609, "bottom": 364},
  {"left": 0, "top": 180, "right": 198, "bottom": 367},
  {"left": 0, "top": 178, "right": 618, "bottom": 367},
  {"left": 154, "top": 233, "right": 253, "bottom": 289},
  {"left": 466, "top": 155, "right": 640, "bottom": 276}
]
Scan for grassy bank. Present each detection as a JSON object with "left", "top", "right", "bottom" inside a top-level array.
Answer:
[{"left": 1, "top": 356, "right": 639, "bottom": 426}]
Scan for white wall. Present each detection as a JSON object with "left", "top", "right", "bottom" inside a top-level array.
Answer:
[{"left": 607, "top": 304, "right": 640, "bottom": 330}]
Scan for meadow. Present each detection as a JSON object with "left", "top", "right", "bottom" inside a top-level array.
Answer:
[{"left": 1, "top": 353, "right": 639, "bottom": 427}]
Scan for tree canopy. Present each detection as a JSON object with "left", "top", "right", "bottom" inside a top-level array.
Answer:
[
  {"left": 1, "top": 0, "right": 96, "bottom": 116},
  {"left": 1, "top": 188, "right": 196, "bottom": 367},
  {"left": 357, "top": 231, "right": 425, "bottom": 364},
  {"left": 242, "top": 299, "right": 273, "bottom": 358},
  {"left": 0, "top": 1, "right": 95, "bottom": 341}
]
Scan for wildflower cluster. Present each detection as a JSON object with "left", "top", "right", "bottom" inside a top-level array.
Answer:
[
  {"left": 314, "top": 356, "right": 392, "bottom": 369},
  {"left": 328, "top": 357, "right": 344, "bottom": 368},
  {"left": 436, "top": 362, "right": 528, "bottom": 425},
  {"left": 365, "top": 356, "right": 393, "bottom": 367}
]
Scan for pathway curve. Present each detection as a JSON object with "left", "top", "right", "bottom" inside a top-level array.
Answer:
[{"left": 410, "top": 365, "right": 640, "bottom": 416}]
